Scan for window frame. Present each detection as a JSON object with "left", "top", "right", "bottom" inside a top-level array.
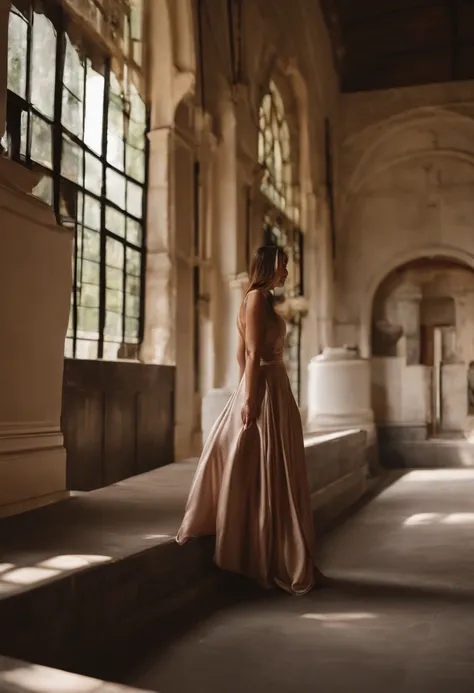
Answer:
[{"left": 5, "top": 0, "right": 149, "bottom": 360}]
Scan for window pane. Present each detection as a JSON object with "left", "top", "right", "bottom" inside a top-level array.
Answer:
[
  {"left": 103, "top": 342, "right": 119, "bottom": 359},
  {"left": 127, "top": 180, "right": 142, "bottom": 217},
  {"left": 125, "top": 285, "right": 140, "bottom": 318},
  {"left": 125, "top": 144, "right": 145, "bottom": 182},
  {"left": 128, "top": 87, "right": 146, "bottom": 150},
  {"left": 67, "top": 297, "right": 74, "bottom": 336},
  {"left": 106, "top": 289, "right": 123, "bottom": 312},
  {"left": 77, "top": 305, "right": 99, "bottom": 333},
  {"left": 63, "top": 36, "right": 84, "bottom": 100},
  {"left": 104, "top": 310, "right": 122, "bottom": 338},
  {"left": 32, "top": 174, "right": 53, "bottom": 206},
  {"left": 31, "top": 115, "right": 53, "bottom": 168},
  {"left": 107, "top": 73, "right": 125, "bottom": 168},
  {"left": 20, "top": 110, "right": 28, "bottom": 158},
  {"left": 31, "top": 12, "right": 56, "bottom": 119},
  {"left": 84, "top": 61, "right": 105, "bottom": 154},
  {"left": 106, "top": 168, "right": 126, "bottom": 208},
  {"left": 83, "top": 195, "right": 101, "bottom": 230},
  {"left": 62, "top": 134, "right": 83, "bottom": 183},
  {"left": 1, "top": 130, "right": 8, "bottom": 154},
  {"left": 78, "top": 277, "right": 100, "bottom": 309},
  {"left": 65, "top": 337, "right": 74, "bottom": 358},
  {"left": 84, "top": 152, "right": 102, "bottom": 192},
  {"left": 125, "top": 316, "right": 139, "bottom": 341},
  {"left": 131, "top": 0, "right": 143, "bottom": 43},
  {"left": 7, "top": 10, "right": 28, "bottom": 98},
  {"left": 77, "top": 227, "right": 100, "bottom": 261},
  {"left": 126, "top": 218, "right": 142, "bottom": 245},
  {"left": 107, "top": 131, "right": 125, "bottom": 170},
  {"left": 79, "top": 258, "right": 100, "bottom": 287},
  {"left": 128, "top": 119, "right": 146, "bottom": 150},
  {"left": 62, "top": 93, "right": 83, "bottom": 139},
  {"left": 126, "top": 272, "right": 140, "bottom": 300},
  {"left": 106, "top": 206, "right": 126, "bottom": 237},
  {"left": 76, "top": 339, "right": 98, "bottom": 359},
  {"left": 106, "top": 237, "right": 124, "bottom": 269},
  {"left": 106, "top": 265, "right": 123, "bottom": 290},
  {"left": 126, "top": 247, "right": 141, "bottom": 276},
  {"left": 62, "top": 37, "right": 84, "bottom": 137}
]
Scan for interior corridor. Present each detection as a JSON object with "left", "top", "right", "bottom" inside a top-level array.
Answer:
[{"left": 124, "top": 470, "right": 474, "bottom": 693}]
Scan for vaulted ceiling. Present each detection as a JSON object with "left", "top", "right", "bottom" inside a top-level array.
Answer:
[{"left": 320, "top": 0, "right": 474, "bottom": 92}]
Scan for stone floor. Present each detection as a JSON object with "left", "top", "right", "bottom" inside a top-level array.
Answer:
[{"left": 125, "top": 469, "right": 474, "bottom": 693}]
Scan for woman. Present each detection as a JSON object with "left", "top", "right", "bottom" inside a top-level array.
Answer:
[{"left": 176, "top": 245, "right": 326, "bottom": 595}]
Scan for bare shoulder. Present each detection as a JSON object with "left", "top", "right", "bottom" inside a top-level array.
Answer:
[{"left": 245, "top": 289, "right": 267, "bottom": 315}]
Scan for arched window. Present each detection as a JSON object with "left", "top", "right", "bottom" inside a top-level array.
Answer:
[
  {"left": 258, "top": 80, "right": 304, "bottom": 401},
  {"left": 258, "top": 80, "right": 297, "bottom": 223}
]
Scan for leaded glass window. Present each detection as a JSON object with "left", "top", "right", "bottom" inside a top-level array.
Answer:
[
  {"left": 5, "top": 0, "right": 147, "bottom": 360},
  {"left": 259, "top": 81, "right": 304, "bottom": 402},
  {"left": 258, "top": 81, "right": 298, "bottom": 223}
]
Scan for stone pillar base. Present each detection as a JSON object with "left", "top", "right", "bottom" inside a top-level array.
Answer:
[
  {"left": 0, "top": 157, "right": 72, "bottom": 516},
  {"left": 201, "top": 387, "right": 234, "bottom": 447},
  {"left": 0, "top": 424, "right": 68, "bottom": 517}
]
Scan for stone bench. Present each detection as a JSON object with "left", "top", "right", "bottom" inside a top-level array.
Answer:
[{"left": 0, "top": 429, "right": 369, "bottom": 679}]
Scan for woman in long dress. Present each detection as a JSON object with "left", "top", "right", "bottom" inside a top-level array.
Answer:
[{"left": 176, "top": 245, "right": 326, "bottom": 595}]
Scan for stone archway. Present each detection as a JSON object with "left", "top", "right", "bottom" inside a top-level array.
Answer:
[
  {"left": 360, "top": 246, "right": 474, "bottom": 358},
  {"left": 368, "top": 254, "right": 474, "bottom": 438}
]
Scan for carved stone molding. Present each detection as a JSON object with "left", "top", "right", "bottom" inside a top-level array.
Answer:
[{"left": 172, "top": 68, "right": 196, "bottom": 111}]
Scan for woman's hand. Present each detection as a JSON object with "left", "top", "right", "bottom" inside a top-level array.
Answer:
[{"left": 241, "top": 399, "right": 258, "bottom": 429}]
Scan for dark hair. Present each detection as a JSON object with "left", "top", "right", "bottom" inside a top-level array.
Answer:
[{"left": 247, "top": 245, "right": 288, "bottom": 298}]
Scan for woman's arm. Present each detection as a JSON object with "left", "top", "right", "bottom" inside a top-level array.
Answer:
[
  {"left": 242, "top": 291, "right": 266, "bottom": 425},
  {"left": 237, "top": 333, "right": 246, "bottom": 381}
]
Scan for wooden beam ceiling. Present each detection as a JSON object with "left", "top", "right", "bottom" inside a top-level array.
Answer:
[{"left": 320, "top": 0, "right": 474, "bottom": 92}]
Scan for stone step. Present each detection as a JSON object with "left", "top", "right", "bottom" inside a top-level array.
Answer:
[
  {"left": 0, "top": 430, "right": 371, "bottom": 680},
  {"left": 0, "top": 655, "right": 156, "bottom": 693},
  {"left": 381, "top": 440, "right": 474, "bottom": 468}
]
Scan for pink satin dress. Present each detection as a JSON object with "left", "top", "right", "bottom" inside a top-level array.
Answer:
[{"left": 176, "top": 291, "right": 316, "bottom": 595}]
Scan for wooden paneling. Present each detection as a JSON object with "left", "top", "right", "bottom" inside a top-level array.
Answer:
[{"left": 62, "top": 360, "right": 175, "bottom": 491}]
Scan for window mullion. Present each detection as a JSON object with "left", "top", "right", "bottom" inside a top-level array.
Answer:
[
  {"left": 25, "top": 7, "right": 33, "bottom": 164},
  {"left": 98, "top": 60, "right": 110, "bottom": 359}
]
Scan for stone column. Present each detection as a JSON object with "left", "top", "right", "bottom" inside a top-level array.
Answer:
[
  {"left": 300, "top": 191, "right": 319, "bottom": 418},
  {"left": 317, "top": 187, "right": 334, "bottom": 349},
  {"left": 201, "top": 96, "right": 241, "bottom": 443},
  {"left": 0, "top": 2, "right": 74, "bottom": 516},
  {"left": 141, "top": 127, "right": 176, "bottom": 366},
  {"left": 307, "top": 347, "right": 377, "bottom": 471},
  {"left": 195, "top": 112, "right": 216, "bottom": 400}
]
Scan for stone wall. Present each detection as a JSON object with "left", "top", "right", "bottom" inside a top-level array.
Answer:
[
  {"left": 335, "top": 80, "right": 474, "bottom": 353},
  {"left": 332, "top": 80, "right": 474, "bottom": 433}
]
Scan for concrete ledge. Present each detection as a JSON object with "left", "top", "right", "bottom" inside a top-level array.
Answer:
[
  {"left": 0, "top": 429, "right": 370, "bottom": 677},
  {"left": 305, "top": 429, "right": 368, "bottom": 528},
  {"left": 381, "top": 439, "right": 474, "bottom": 468}
]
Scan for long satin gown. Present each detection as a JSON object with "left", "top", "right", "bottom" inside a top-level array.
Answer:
[{"left": 176, "top": 293, "right": 316, "bottom": 595}]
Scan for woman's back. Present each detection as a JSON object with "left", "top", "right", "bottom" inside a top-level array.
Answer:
[{"left": 237, "top": 289, "right": 286, "bottom": 365}]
